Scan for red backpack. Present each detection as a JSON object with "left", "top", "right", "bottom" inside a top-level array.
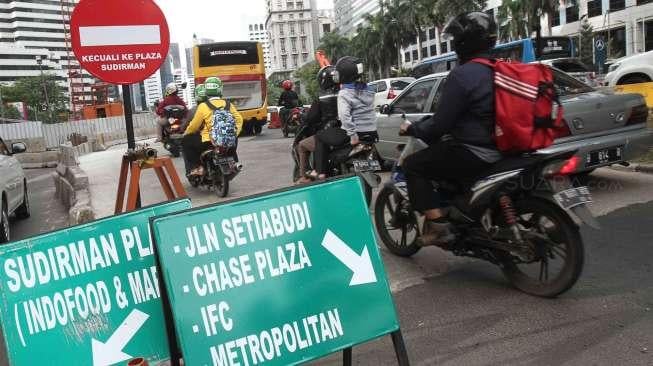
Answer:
[{"left": 472, "top": 58, "right": 564, "bottom": 154}]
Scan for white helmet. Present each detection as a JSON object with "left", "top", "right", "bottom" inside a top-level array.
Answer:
[{"left": 165, "top": 82, "right": 178, "bottom": 96}]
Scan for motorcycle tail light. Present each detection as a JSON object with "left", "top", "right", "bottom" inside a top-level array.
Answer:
[
  {"left": 544, "top": 156, "right": 580, "bottom": 177},
  {"left": 387, "top": 88, "right": 397, "bottom": 99}
]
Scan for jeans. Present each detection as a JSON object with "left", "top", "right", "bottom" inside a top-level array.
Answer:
[
  {"left": 403, "top": 141, "right": 492, "bottom": 212},
  {"left": 182, "top": 134, "right": 212, "bottom": 172}
]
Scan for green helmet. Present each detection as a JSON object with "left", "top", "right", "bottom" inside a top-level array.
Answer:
[
  {"left": 194, "top": 84, "right": 207, "bottom": 103},
  {"left": 204, "top": 77, "right": 223, "bottom": 97}
]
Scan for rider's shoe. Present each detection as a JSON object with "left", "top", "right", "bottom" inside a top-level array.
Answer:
[
  {"left": 190, "top": 166, "right": 205, "bottom": 176},
  {"left": 417, "top": 219, "right": 456, "bottom": 248}
]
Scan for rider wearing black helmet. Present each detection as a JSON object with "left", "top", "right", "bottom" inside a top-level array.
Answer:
[
  {"left": 295, "top": 66, "right": 340, "bottom": 184},
  {"left": 400, "top": 12, "right": 501, "bottom": 247},
  {"left": 308, "top": 56, "right": 377, "bottom": 180}
]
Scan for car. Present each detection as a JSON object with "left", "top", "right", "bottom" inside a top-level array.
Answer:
[
  {"left": 368, "top": 77, "right": 415, "bottom": 108},
  {"left": 604, "top": 50, "right": 653, "bottom": 86},
  {"left": 0, "top": 137, "right": 30, "bottom": 243},
  {"left": 538, "top": 58, "right": 601, "bottom": 87},
  {"left": 375, "top": 69, "right": 653, "bottom": 175}
]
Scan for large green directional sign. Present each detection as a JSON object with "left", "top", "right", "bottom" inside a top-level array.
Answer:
[
  {"left": 0, "top": 199, "right": 191, "bottom": 366},
  {"left": 152, "top": 177, "right": 399, "bottom": 366}
]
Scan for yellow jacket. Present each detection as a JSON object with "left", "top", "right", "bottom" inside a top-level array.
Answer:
[{"left": 184, "top": 98, "right": 243, "bottom": 143}]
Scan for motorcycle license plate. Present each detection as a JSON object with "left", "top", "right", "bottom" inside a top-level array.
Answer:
[
  {"left": 216, "top": 156, "right": 235, "bottom": 165},
  {"left": 553, "top": 186, "right": 593, "bottom": 210},
  {"left": 353, "top": 159, "right": 381, "bottom": 173}
]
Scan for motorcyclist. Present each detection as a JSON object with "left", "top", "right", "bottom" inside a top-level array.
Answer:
[
  {"left": 294, "top": 66, "right": 339, "bottom": 184},
  {"left": 156, "top": 82, "right": 187, "bottom": 142},
  {"left": 400, "top": 12, "right": 502, "bottom": 247},
  {"left": 309, "top": 56, "right": 377, "bottom": 180},
  {"left": 183, "top": 77, "right": 243, "bottom": 176},
  {"left": 278, "top": 80, "right": 300, "bottom": 130},
  {"left": 180, "top": 84, "right": 207, "bottom": 175}
]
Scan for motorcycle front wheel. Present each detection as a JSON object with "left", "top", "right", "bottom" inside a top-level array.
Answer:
[
  {"left": 499, "top": 197, "right": 584, "bottom": 298},
  {"left": 214, "top": 173, "right": 229, "bottom": 198},
  {"left": 374, "top": 186, "right": 421, "bottom": 257}
]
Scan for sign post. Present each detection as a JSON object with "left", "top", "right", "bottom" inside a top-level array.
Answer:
[
  {"left": 0, "top": 200, "right": 192, "bottom": 366},
  {"left": 151, "top": 177, "right": 409, "bottom": 366},
  {"left": 70, "top": 0, "right": 171, "bottom": 150}
]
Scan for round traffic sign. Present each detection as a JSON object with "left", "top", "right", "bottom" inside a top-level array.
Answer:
[
  {"left": 595, "top": 39, "right": 606, "bottom": 51},
  {"left": 70, "top": 0, "right": 170, "bottom": 85}
]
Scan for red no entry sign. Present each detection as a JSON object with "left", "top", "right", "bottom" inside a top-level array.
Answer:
[{"left": 70, "top": 0, "right": 170, "bottom": 85}]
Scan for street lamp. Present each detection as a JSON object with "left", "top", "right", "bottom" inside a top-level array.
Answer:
[{"left": 35, "top": 55, "right": 51, "bottom": 121}]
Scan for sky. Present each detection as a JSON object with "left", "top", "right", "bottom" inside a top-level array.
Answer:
[{"left": 156, "top": 0, "right": 334, "bottom": 48}]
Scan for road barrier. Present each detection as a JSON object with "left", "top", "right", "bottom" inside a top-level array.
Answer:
[
  {"left": 614, "top": 82, "right": 653, "bottom": 108},
  {"left": 0, "top": 113, "right": 157, "bottom": 149}
]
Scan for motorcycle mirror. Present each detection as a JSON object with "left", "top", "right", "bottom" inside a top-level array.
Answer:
[{"left": 380, "top": 104, "right": 392, "bottom": 115}]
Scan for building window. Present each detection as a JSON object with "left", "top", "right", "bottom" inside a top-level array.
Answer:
[
  {"left": 440, "top": 41, "right": 448, "bottom": 53},
  {"left": 302, "top": 53, "right": 308, "bottom": 61},
  {"left": 412, "top": 50, "right": 418, "bottom": 60},
  {"left": 301, "top": 36, "right": 307, "bottom": 51},
  {"left": 552, "top": 9, "right": 560, "bottom": 27},
  {"left": 430, "top": 44, "right": 437, "bottom": 56},
  {"left": 290, "top": 22, "right": 296, "bottom": 35},
  {"left": 300, "top": 22, "right": 306, "bottom": 35},
  {"left": 609, "top": 0, "right": 625, "bottom": 11},
  {"left": 291, "top": 37, "right": 297, "bottom": 52},
  {"left": 323, "top": 24, "right": 331, "bottom": 33},
  {"left": 419, "top": 30, "right": 426, "bottom": 42},
  {"left": 278, "top": 14, "right": 283, "bottom": 20},
  {"left": 279, "top": 23, "right": 285, "bottom": 36},
  {"left": 565, "top": 3, "right": 579, "bottom": 23},
  {"left": 296, "top": 1, "right": 303, "bottom": 9},
  {"left": 282, "top": 55, "right": 288, "bottom": 69},
  {"left": 404, "top": 52, "right": 410, "bottom": 62},
  {"left": 428, "top": 28, "right": 435, "bottom": 40},
  {"left": 421, "top": 47, "right": 427, "bottom": 58},
  {"left": 280, "top": 38, "right": 286, "bottom": 53},
  {"left": 292, "top": 54, "right": 298, "bottom": 67},
  {"left": 299, "top": 13, "right": 304, "bottom": 18},
  {"left": 286, "top": 1, "right": 294, "bottom": 9},
  {"left": 249, "top": 25, "right": 254, "bottom": 31},
  {"left": 587, "top": 0, "right": 602, "bottom": 17}
]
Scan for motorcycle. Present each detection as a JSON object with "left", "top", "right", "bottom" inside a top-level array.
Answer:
[
  {"left": 282, "top": 106, "right": 305, "bottom": 138},
  {"left": 162, "top": 104, "right": 186, "bottom": 157},
  {"left": 187, "top": 146, "right": 240, "bottom": 198},
  {"left": 375, "top": 136, "right": 599, "bottom": 298},
  {"left": 291, "top": 123, "right": 382, "bottom": 205}
]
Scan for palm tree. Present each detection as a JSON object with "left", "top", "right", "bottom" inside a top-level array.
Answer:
[
  {"left": 318, "top": 32, "right": 351, "bottom": 62},
  {"left": 498, "top": 0, "right": 559, "bottom": 41}
]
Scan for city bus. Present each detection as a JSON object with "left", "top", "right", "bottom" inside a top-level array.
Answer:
[
  {"left": 412, "top": 36, "right": 577, "bottom": 78},
  {"left": 193, "top": 41, "right": 267, "bottom": 135}
]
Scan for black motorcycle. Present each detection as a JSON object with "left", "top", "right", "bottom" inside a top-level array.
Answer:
[
  {"left": 188, "top": 146, "right": 240, "bottom": 198},
  {"left": 375, "top": 137, "right": 598, "bottom": 298},
  {"left": 281, "top": 106, "right": 305, "bottom": 138},
  {"left": 291, "top": 123, "right": 382, "bottom": 205},
  {"left": 162, "top": 104, "right": 186, "bottom": 157}
]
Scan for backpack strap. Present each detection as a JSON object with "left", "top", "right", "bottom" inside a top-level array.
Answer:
[{"left": 205, "top": 99, "right": 230, "bottom": 111}]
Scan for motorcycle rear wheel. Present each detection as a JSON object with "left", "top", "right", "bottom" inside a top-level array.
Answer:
[
  {"left": 214, "top": 173, "right": 229, "bottom": 198},
  {"left": 374, "top": 186, "right": 421, "bottom": 257},
  {"left": 500, "top": 198, "right": 584, "bottom": 298}
]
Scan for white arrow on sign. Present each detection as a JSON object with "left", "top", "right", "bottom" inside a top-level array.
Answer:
[
  {"left": 92, "top": 309, "right": 150, "bottom": 366},
  {"left": 321, "top": 230, "right": 377, "bottom": 286}
]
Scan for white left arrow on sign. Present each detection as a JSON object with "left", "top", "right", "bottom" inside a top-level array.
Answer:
[
  {"left": 321, "top": 229, "right": 377, "bottom": 286},
  {"left": 92, "top": 309, "right": 150, "bottom": 366}
]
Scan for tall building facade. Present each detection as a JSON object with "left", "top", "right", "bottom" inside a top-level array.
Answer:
[
  {"left": 248, "top": 22, "right": 272, "bottom": 73},
  {"left": 143, "top": 71, "right": 163, "bottom": 109},
  {"left": 0, "top": 0, "right": 94, "bottom": 109},
  {"left": 334, "top": 0, "right": 381, "bottom": 37},
  {"left": 266, "top": 0, "right": 325, "bottom": 73}
]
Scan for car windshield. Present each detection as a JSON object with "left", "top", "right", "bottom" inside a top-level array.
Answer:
[
  {"left": 390, "top": 80, "right": 411, "bottom": 90},
  {"left": 553, "top": 69, "right": 594, "bottom": 96}
]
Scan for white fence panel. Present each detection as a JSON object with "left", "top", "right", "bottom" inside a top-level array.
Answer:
[{"left": 0, "top": 122, "right": 44, "bottom": 140}]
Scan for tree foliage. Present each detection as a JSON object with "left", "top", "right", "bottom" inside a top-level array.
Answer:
[
  {"left": 579, "top": 18, "right": 595, "bottom": 67},
  {"left": 497, "top": 0, "right": 558, "bottom": 41},
  {"left": 0, "top": 74, "right": 68, "bottom": 123},
  {"left": 294, "top": 61, "right": 321, "bottom": 101},
  {"left": 267, "top": 77, "right": 283, "bottom": 106}
]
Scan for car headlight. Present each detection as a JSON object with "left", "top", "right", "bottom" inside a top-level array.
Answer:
[{"left": 608, "top": 63, "right": 621, "bottom": 73}]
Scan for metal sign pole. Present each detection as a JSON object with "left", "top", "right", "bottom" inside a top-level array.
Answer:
[{"left": 122, "top": 84, "right": 136, "bottom": 150}]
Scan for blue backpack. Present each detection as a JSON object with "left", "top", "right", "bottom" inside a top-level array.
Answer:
[{"left": 206, "top": 99, "right": 237, "bottom": 148}]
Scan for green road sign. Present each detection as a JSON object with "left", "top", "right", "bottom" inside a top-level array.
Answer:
[
  {"left": 0, "top": 199, "right": 191, "bottom": 366},
  {"left": 152, "top": 177, "right": 399, "bottom": 366}
]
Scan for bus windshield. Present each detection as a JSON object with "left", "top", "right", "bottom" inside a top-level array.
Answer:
[{"left": 198, "top": 42, "right": 260, "bottom": 67}]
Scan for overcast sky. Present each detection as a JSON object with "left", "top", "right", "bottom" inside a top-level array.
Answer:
[{"left": 156, "top": 0, "right": 334, "bottom": 48}]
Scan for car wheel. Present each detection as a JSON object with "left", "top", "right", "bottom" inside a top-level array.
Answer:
[
  {"left": 618, "top": 75, "right": 651, "bottom": 85},
  {"left": 0, "top": 200, "right": 9, "bottom": 244},
  {"left": 15, "top": 182, "right": 30, "bottom": 220}
]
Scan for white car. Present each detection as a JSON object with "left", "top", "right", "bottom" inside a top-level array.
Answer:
[
  {"left": 604, "top": 50, "right": 653, "bottom": 86},
  {"left": 0, "top": 137, "right": 29, "bottom": 243},
  {"left": 368, "top": 77, "right": 415, "bottom": 108}
]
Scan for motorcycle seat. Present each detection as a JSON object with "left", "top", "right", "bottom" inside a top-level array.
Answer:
[
  {"left": 200, "top": 149, "right": 215, "bottom": 162},
  {"left": 329, "top": 146, "right": 353, "bottom": 165}
]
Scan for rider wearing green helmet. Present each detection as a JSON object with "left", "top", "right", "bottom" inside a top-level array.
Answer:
[
  {"left": 183, "top": 76, "right": 243, "bottom": 176},
  {"left": 194, "top": 84, "right": 207, "bottom": 103}
]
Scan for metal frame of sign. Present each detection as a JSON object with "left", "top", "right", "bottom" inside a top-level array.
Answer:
[{"left": 149, "top": 175, "right": 410, "bottom": 366}]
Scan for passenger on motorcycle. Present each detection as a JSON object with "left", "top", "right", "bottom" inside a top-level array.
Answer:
[
  {"left": 183, "top": 77, "right": 243, "bottom": 177},
  {"left": 400, "top": 12, "right": 502, "bottom": 247},
  {"left": 278, "top": 80, "right": 300, "bottom": 129},
  {"left": 295, "top": 66, "right": 339, "bottom": 184},
  {"left": 309, "top": 56, "right": 378, "bottom": 180},
  {"left": 180, "top": 84, "right": 207, "bottom": 175},
  {"left": 156, "top": 82, "right": 187, "bottom": 142}
]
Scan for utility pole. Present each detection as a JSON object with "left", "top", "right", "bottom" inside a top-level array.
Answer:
[
  {"left": 534, "top": 0, "right": 543, "bottom": 60},
  {"left": 35, "top": 55, "right": 52, "bottom": 122}
]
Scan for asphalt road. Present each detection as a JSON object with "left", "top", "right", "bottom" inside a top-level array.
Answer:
[{"left": 44, "top": 128, "right": 653, "bottom": 365}]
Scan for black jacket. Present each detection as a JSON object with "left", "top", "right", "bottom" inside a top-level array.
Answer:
[
  {"left": 278, "top": 90, "right": 299, "bottom": 109},
  {"left": 410, "top": 59, "right": 496, "bottom": 148}
]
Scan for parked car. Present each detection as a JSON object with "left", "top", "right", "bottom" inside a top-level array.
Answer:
[
  {"left": 376, "top": 69, "right": 653, "bottom": 174},
  {"left": 604, "top": 50, "right": 653, "bottom": 86},
  {"left": 538, "top": 58, "right": 600, "bottom": 87},
  {"left": 0, "top": 137, "right": 30, "bottom": 243},
  {"left": 368, "top": 77, "right": 415, "bottom": 108}
]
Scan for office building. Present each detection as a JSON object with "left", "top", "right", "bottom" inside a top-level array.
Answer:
[
  {"left": 248, "top": 22, "right": 273, "bottom": 73},
  {"left": 334, "top": 0, "right": 381, "bottom": 37},
  {"left": 143, "top": 71, "right": 163, "bottom": 109}
]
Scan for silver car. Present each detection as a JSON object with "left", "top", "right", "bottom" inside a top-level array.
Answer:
[{"left": 376, "top": 70, "right": 653, "bottom": 174}]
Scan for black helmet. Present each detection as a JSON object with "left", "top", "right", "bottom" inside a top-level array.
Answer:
[
  {"left": 317, "top": 66, "right": 336, "bottom": 91},
  {"left": 443, "top": 12, "right": 497, "bottom": 62},
  {"left": 333, "top": 56, "right": 364, "bottom": 84}
]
